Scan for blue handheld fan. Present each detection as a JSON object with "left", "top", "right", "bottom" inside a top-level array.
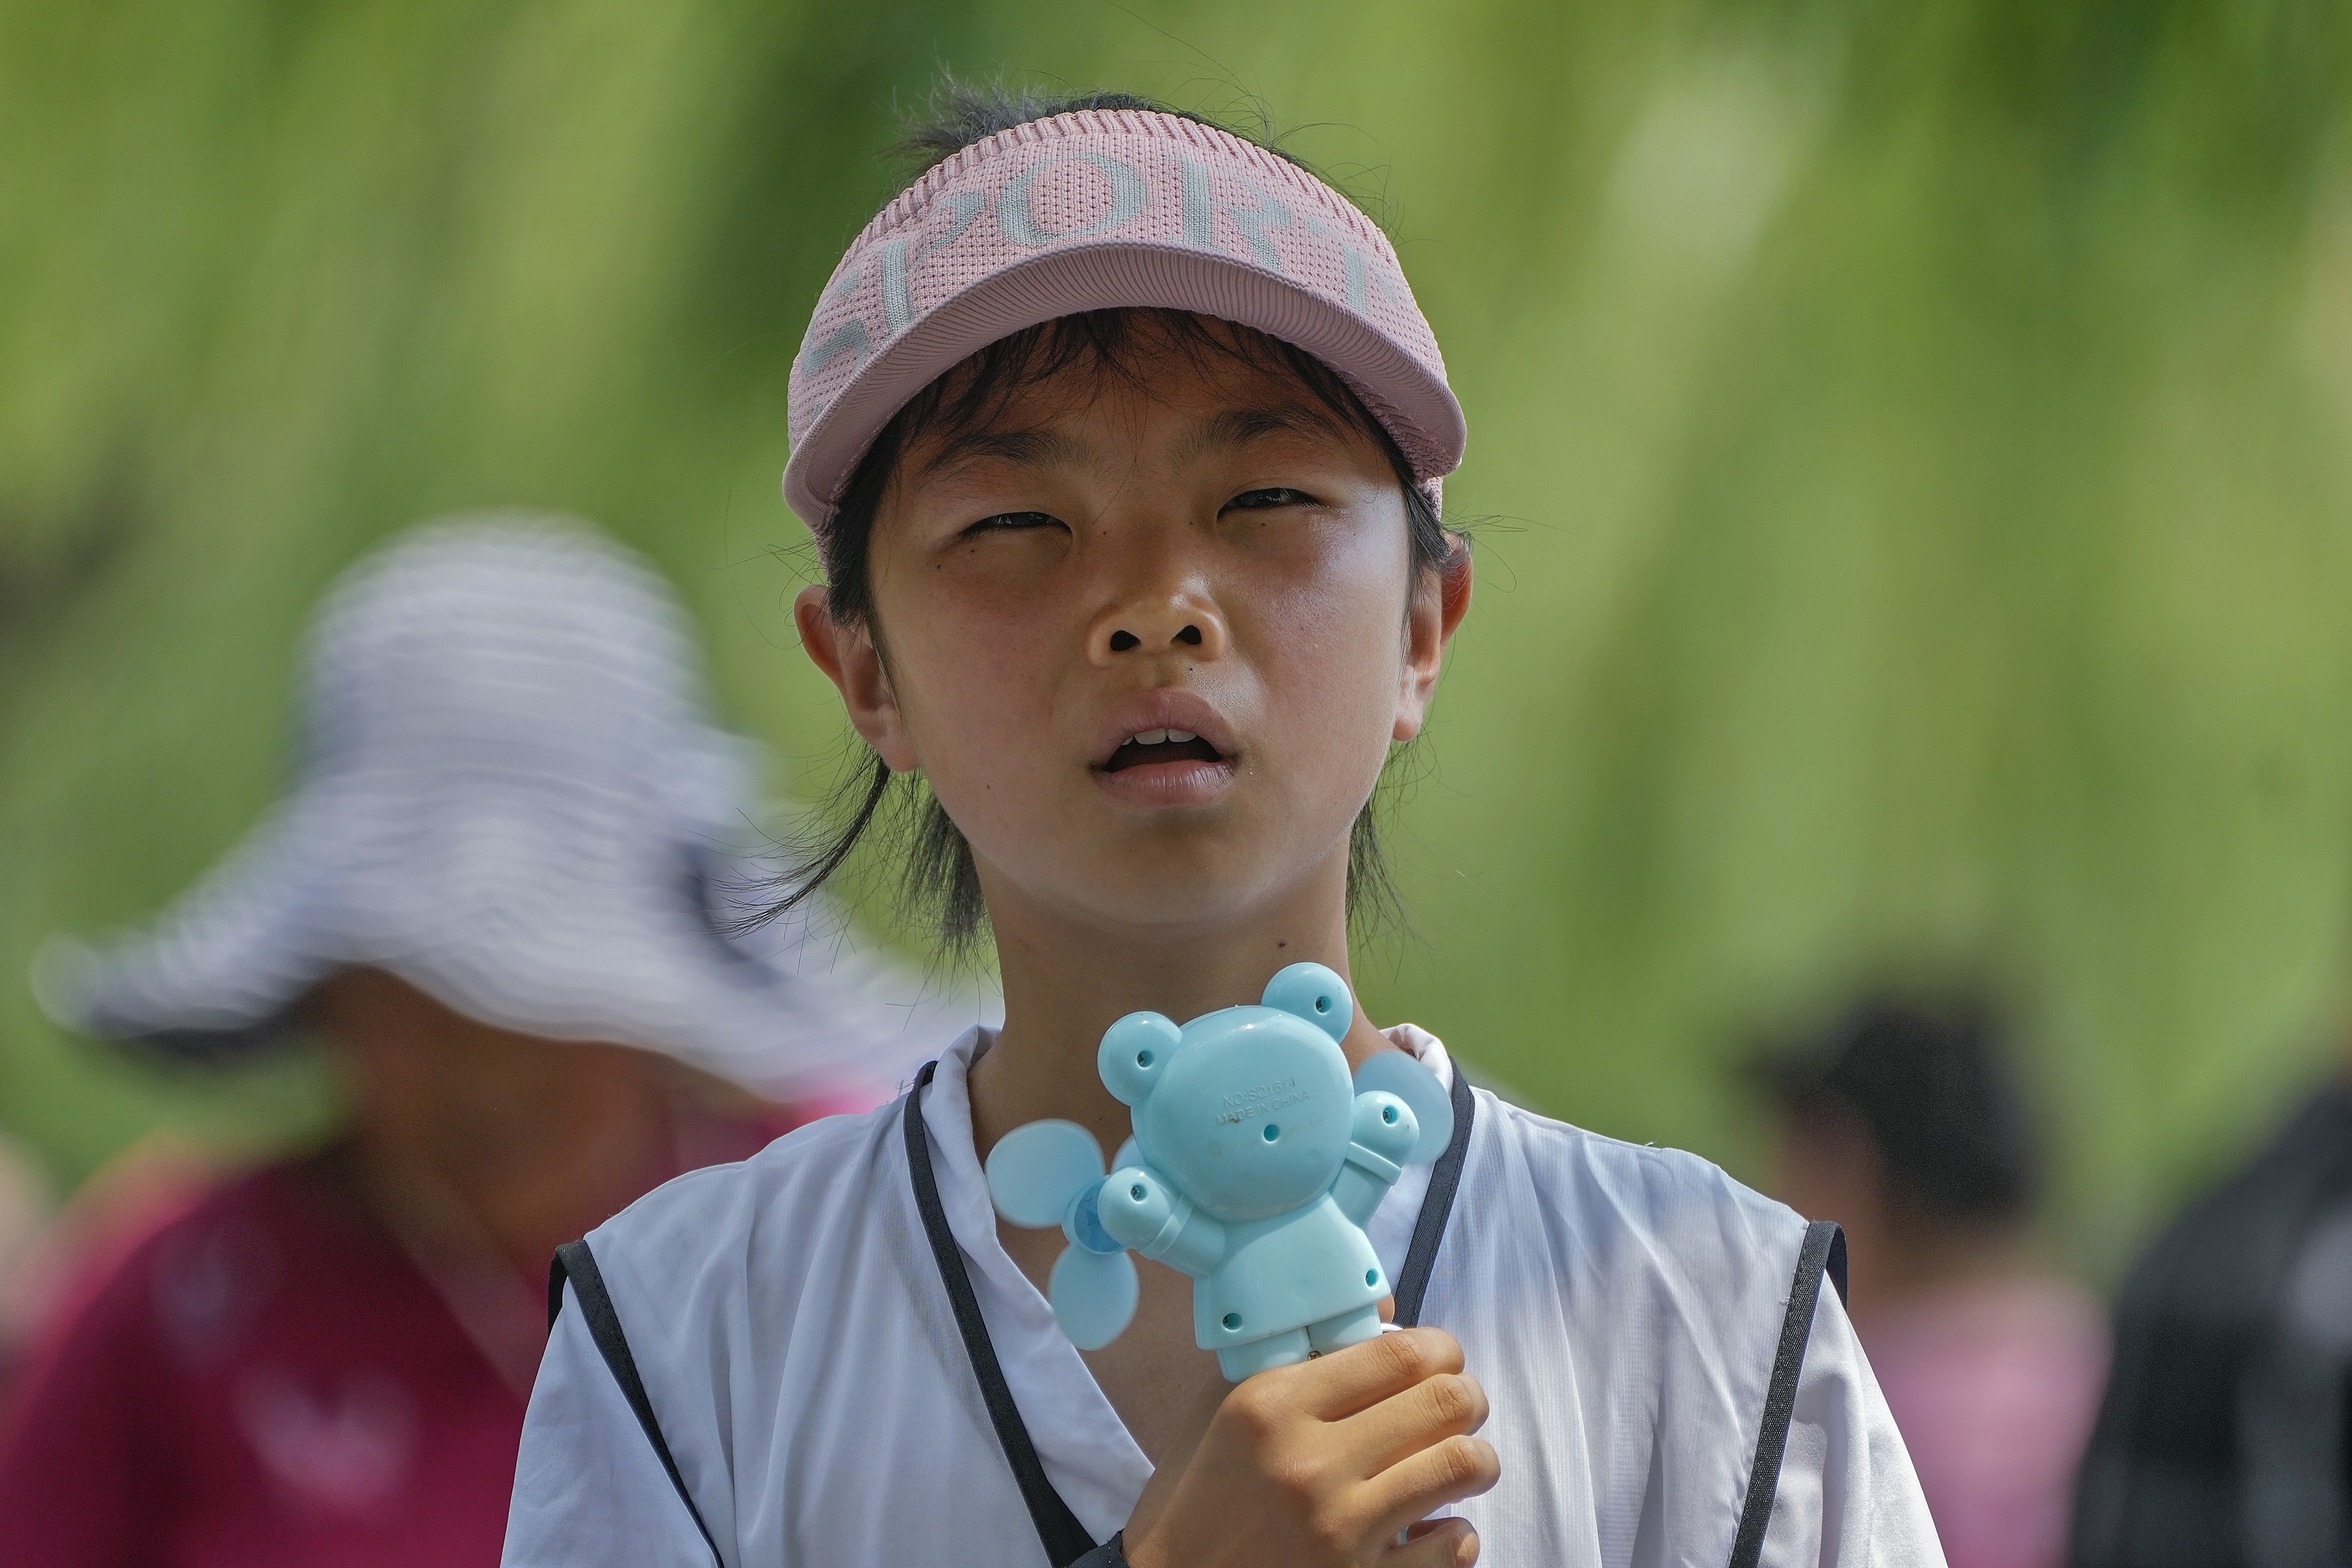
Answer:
[{"left": 984, "top": 962, "right": 1455, "bottom": 1378}]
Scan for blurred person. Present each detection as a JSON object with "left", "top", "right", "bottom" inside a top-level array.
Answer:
[
  {"left": 1757, "top": 994, "right": 2107, "bottom": 1568},
  {"left": 0, "top": 514, "right": 966, "bottom": 1566},
  {"left": 2069, "top": 1056, "right": 2352, "bottom": 1568}
]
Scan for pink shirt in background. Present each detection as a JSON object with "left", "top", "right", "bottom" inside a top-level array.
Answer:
[
  {"left": 0, "top": 1158, "right": 526, "bottom": 1568},
  {"left": 0, "top": 1102, "right": 819, "bottom": 1568},
  {"left": 1861, "top": 1277, "right": 2109, "bottom": 1568}
]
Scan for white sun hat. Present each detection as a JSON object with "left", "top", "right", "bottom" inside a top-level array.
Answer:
[{"left": 33, "top": 512, "right": 969, "bottom": 1100}]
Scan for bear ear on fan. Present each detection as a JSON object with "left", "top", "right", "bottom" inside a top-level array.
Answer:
[
  {"left": 1261, "top": 963, "right": 1352, "bottom": 1043},
  {"left": 1099, "top": 1013, "right": 1182, "bottom": 1106}
]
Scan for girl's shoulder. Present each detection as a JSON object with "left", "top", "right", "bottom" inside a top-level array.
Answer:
[
  {"left": 580, "top": 1095, "right": 907, "bottom": 1303},
  {"left": 1461, "top": 1087, "right": 1810, "bottom": 1311},
  {"left": 1473, "top": 1087, "right": 1795, "bottom": 1221}
]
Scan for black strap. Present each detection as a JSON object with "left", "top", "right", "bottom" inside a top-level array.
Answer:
[
  {"left": 1725, "top": 1220, "right": 1849, "bottom": 1568},
  {"left": 1391, "top": 1065, "right": 1476, "bottom": 1328},
  {"left": 548, "top": 1240, "right": 725, "bottom": 1568},
  {"left": 906, "top": 1063, "right": 1102, "bottom": 1566}
]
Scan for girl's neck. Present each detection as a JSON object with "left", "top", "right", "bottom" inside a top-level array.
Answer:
[{"left": 965, "top": 861, "right": 1392, "bottom": 1163}]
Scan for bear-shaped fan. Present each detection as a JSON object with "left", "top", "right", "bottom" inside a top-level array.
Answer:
[{"left": 983, "top": 963, "right": 1452, "bottom": 1381}]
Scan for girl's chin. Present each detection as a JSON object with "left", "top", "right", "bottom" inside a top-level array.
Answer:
[{"left": 1092, "top": 758, "right": 1240, "bottom": 809}]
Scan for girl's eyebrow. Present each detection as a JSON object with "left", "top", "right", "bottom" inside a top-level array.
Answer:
[
  {"left": 1177, "top": 405, "right": 1352, "bottom": 461},
  {"left": 918, "top": 427, "right": 1083, "bottom": 480},
  {"left": 916, "top": 403, "right": 1353, "bottom": 485}
]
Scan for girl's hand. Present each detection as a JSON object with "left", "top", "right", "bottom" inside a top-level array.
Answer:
[{"left": 1121, "top": 1327, "right": 1499, "bottom": 1568}]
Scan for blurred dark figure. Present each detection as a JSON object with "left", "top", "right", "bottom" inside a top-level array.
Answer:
[
  {"left": 0, "top": 515, "right": 955, "bottom": 1566},
  {"left": 1758, "top": 993, "right": 2107, "bottom": 1568},
  {"left": 2069, "top": 1067, "right": 2352, "bottom": 1568}
]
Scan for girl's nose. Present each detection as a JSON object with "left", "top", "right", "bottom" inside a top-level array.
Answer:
[{"left": 1087, "top": 594, "right": 1229, "bottom": 666}]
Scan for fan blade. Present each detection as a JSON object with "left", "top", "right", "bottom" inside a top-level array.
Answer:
[
  {"left": 985, "top": 1119, "right": 1106, "bottom": 1229},
  {"left": 1353, "top": 1051, "right": 1454, "bottom": 1165},
  {"left": 1050, "top": 1246, "right": 1140, "bottom": 1351}
]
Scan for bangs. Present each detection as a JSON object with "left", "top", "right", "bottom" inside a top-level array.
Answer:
[{"left": 893, "top": 309, "right": 1392, "bottom": 477}]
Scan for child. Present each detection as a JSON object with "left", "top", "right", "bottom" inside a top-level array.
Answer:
[{"left": 503, "top": 91, "right": 1942, "bottom": 1568}]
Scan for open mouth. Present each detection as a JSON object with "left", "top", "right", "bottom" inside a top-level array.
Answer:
[{"left": 1100, "top": 728, "right": 1227, "bottom": 774}]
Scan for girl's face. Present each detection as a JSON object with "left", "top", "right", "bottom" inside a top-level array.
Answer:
[{"left": 801, "top": 319, "right": 1466, "bottom": 939}]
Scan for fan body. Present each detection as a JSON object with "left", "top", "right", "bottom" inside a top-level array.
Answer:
[{"left": 984, "top": 962, "right": 1450, "bottom": 1379}]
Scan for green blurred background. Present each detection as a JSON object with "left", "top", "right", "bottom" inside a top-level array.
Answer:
[{"left": 4, "top": 0, "right": 2349, "bottom": 1278}]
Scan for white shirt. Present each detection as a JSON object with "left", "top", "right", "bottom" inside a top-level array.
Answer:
[{"left": 503, "top": 1027, "right": 1943, "bottom": 1567}]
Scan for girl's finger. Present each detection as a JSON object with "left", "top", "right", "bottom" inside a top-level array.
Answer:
[
  {"left": 1277, "top": 1327, "right": 1466, "bottom": 1421},
  {"left": 1362, "top": 1434, "right": 1502, "bottom": 1539},
  {"left": 1380, "top": 1516, "right": 1479, "bottom": 1566},
  {"left": 1339, "top": 1370, "right": 1490, "bottom": 1475}
]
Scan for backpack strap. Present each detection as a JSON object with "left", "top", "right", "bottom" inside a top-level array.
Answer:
[
  {"left": 1726, "top": 1220, "right": 1849, "bottom": 1568},
  {"left": 549, "top": 1239, "right": 725, "bottom": 1568},
  {"left": 904, "top": 1063, "right": 1103, "bottom": 1566},
  {"left": 1390, "top": 1064, "right": 1476, "bottom": 1328}
]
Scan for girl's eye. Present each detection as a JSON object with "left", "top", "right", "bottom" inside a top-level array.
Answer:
[
  {"left": 962, "top": 510, "right": 1063, "bottom": 537},
  {"left": 1224, "top": 487, "right": 1316, "bottom": 512}
]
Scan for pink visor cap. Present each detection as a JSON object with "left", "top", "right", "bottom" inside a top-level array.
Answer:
[{"left": 783, "top": 109, "right": 1466, "bottom": 538}]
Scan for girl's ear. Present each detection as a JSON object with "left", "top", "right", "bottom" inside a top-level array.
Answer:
[
  {"left": 1394, "top": 536, "right": 1473, "bottom": 743},
  {"left": 795, "top": 586, "right": 919, "bottom": 772}
]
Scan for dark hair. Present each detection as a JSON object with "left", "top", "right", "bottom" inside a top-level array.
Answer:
[
  {"left": 760, "top": 87, "right": 1460, "bottom": 956},
  {"left": 1755, "top": 994, "right": 2042, "bottom": 1225}
]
